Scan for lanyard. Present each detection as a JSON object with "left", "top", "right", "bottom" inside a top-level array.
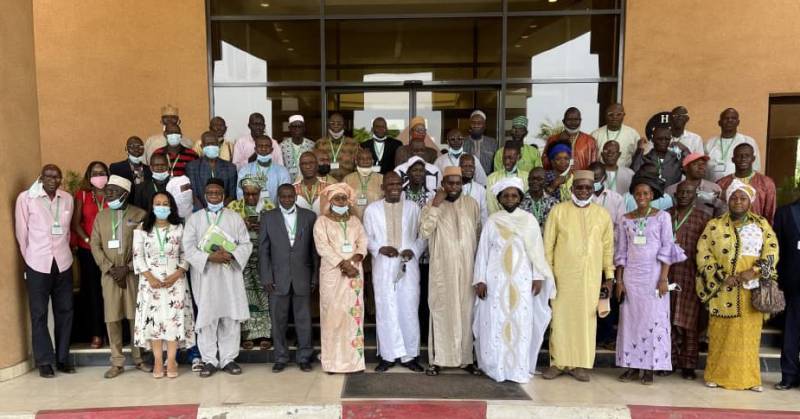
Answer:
[
  {"left": 673, "top": 207, "right": 693, "bottom": 234},
  {"left": 606, "top": 171, "right": 617, "bottom": 191},
  {"left": 338, "top": 220, "right": 350, "bottom": 244},
  {"left": 154, "top": 225, "right": 167, "bottom": 256},
  {"left": 358, "top": 173, "right": 372, "bottom": 194},
  {"left": 166, "top": 152, "right": 180, "bottom": 175},
  {"left": 43, "top": 196, "right": 62, "bottom": 226},
  {"left": 635, "top": 207, "right": 652, "bottom": 236},
  {"left": 302, "top": 182, "right": 318, "bottom": 204},
  {"left": 286, "top": 213, "right": 298, "bottom": 238},
  {"left": 717, "top": 136, "right": 735, "bottom": 163},
  {"left": 531, "top": 196, "right": 546, "bottom": 221},
  {"left": 111, "top": 209, "right": 126, "bottom": 240},
  {"left": 331, "top": 139, "right": 345, "bottom": 163},
  {"left": 92, "top": 191, "right": 105, "bottom": 210},
  {"left": 205, "top": 209, "right": 224, "bottom": 226},
  {"left": 606, "top": 127, "right": 622, "bottom": 142},
  {"left": 290, "top": 142, "right": 303, "bottom": 168}
]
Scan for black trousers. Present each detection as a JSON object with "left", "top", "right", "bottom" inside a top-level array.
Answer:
[
  {"left": 418, "top": 263, "right": 430, "bottom": 346},
  {"left": 780, "top": 293, "right": 800, "bottom": 382},
  {"left": 270, "top": 284, "right": 313, "bottom": 364},
  {"left": 77, "top": 248, "right": 105, "bottom": 337},
  {"left": 26, "top": 260, "right": 74, "bottom": 366}
]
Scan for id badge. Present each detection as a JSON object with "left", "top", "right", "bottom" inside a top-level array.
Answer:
[
  {"left": 261, "top": 190, "right": 271, "bottom": 200},
  {"left": 108, "top": 239, "right": 120, "bottom": 249},
  {"left": 158, "top": 254, "right": 168, "bottom": 266},
  {"left": 341, "top": 242, "right": 353, "bottom": 253},
  {"left": 371, "top": 165, "right": 381, "bottom": 173},
  {"left": 633, "top": 235, "right": 647, "bottom": 246},
  {"left": 796, "top": 240, "right": 800, "bottom": 250},
  {"left": 331, "top": 162, "right": 341, "bottom": 170},
  {"left": 713, "top": 162, "right": 726, "bottom": 173},
  {"left": 357, "top": 197, "right": 368, "bottom": 206},
  {"left": 51, "top": 224, "right": 64, "bottom": 236}
]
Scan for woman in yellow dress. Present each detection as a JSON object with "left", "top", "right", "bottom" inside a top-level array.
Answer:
[{"left": 696, "top": 179, "right": 779, "bottom": 391}]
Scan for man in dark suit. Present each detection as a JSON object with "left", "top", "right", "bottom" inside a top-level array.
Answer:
[
  {"left": 259, "top": 183, "right": 319, "bottom": 373},
  {"left": 109, "top": 136, "right": 151, "bottom": 201},
  {"left": 361, "top": 117, "right": 402, "bottom": 174},
  {"left": 775, "top": 198, "right": 800, "bottom": 390}
]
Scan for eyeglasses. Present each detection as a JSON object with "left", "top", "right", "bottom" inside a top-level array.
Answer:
[{"left": 412, "top": 127, "right": 427, "bottom": 133}]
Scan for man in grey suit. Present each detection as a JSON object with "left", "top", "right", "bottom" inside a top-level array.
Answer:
[{"left": 259, "top": 183, "right": 319, "bottom": 372}]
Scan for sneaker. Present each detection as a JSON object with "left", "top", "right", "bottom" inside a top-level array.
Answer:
[{"left": 191, "top": 358, "right": 203, "bottom": 372}]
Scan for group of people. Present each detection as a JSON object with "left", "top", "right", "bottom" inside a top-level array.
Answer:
[{"left": 14, "top": 103, "right": 800, "bottom": 394}]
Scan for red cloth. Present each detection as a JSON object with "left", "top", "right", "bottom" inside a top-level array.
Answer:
[
  {"left": 717, "top": 173, "right": 777, "bottom": 224},
  {"left": 74, "top": 189, "right": 107, "bottom": 250},
  {"left": 542, "top": 132, "right": 598, "bottom": 170}
]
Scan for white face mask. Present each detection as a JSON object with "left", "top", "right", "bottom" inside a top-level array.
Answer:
[
  {"left": 564, "top": 126, "right": 580, "bottom": 135},
  {"left": 356, "top": 166, "right": 373, "bottom": 177},
  {"left": 373, "top": 134, "right": 387, "bottom": 141},
  {"left": 449, "top": 147, "right": 464, "bottom": 156},
  {"left": 128, "top": 154, "right": 143, "bottom": 164},
  {"left": 329, "top": 129, "right": 344, "bottom": 140},
  {"left": 166, "top": 133, "right": 182, "bottom": 146},
  {"left": 331, "top": 204, "right": 349, "bottom": 215},
  {"left": 571, "top": 193, "right": 592, "bottom": 208}
]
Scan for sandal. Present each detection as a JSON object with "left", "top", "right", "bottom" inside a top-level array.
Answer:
[
  {"left": 461, "top": 364, "right": 482, "bottom": 376},
  {"left": 260, "top": 340, "right": 272, "bottom": 350},
  {"left": 425, "top": 365, "right": 440, "bottom": 376},
  {"left": 242, "top": 340, "right": 255, "bottom": 350},
  {"left": 618, "top": 368, "right": 639, "bottom": 382},
  {"left": 153, "top": 365, "right": 165, "bottom": 379},
  {"left": 167, "top": 361, "right": 178, "bottom": 379}
]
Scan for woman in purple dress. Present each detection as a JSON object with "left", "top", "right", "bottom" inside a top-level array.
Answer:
[{"left": 614, "top": 172, "right": 686, "bottom": 385}]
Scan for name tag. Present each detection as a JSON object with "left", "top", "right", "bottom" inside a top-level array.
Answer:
[
  {"left": 796, "top": 240, "right": 800, "bottom": 250},
  {"left": 158, "top": 254, "right": 168, "bottom": 266},
  {"left": 330, "top": 162, "right": 340, "bottom": 170},
  {"left": 51, "top": 224, "right": 64, "bottom": 236},
  {"left": 633, "top": 235, "right": 647, "bottom": 246},
  {"left": 357, "top": 197, "right": 368, "bottom": 206},
  {"left": 713, "top": 162, "right": 726, "bottom": 172},
  {"left": 261, "top": 190, "right": 271, "bottom": 200},
  {"left": 108, "top": 240, "right": 120, "bottom": 249},
  {"left": 371, "top": 165, "right": 381, "bottom": 173},
  {"left": 341, "top": 242, "right": 353, "bottom": 253}
]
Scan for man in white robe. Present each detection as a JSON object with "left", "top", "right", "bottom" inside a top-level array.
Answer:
[
  {"left": 460, "top": 154, "right": 489, "bottom": 226},
  {"left": 364, "top": 172, "right": 427, "bottom": 373},
  {"left": 419, "top": 166, "right": 481, "bottom": 376},
  {"left": 473, "top": 177, "right": 555, "bottom": 383},
  {"left": 183, "top": 178, "right": 253, "bottom": 377},
  {"left": 434, "top": 129, "right": 487, "bottom": 186}
]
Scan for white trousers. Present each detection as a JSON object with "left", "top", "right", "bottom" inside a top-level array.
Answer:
[{"left": 197, "top": 317, "right": 241, "bottom": 368}]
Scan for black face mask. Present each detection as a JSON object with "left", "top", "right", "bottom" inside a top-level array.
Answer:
[
  {"left": 501, "top": 203, "right": 519, "bottom": 213},
  {"left": 317, "top": 164, "right": 331, "bottom": 176}
]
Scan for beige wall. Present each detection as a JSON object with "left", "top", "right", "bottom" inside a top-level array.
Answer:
[
  {"left": 0, "top": 0, "right": 43, "bottom": 369},
  {"left": 32, "top": 0, "right": 210, "bottom": 176},
  {"left": 622, "top": 0, "right": 800, "bottom": 170}
]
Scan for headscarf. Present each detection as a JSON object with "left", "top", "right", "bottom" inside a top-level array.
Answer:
[
  {"left": 725, "top": 178, "right": 757, "bottom": 203},
  {"left": 406, "top": 155, "right": 426, "bottom": 170},
  {"left": 491, "top": 177, "right": 524, "bottom": 197},
  {"left": 629, "top": 172, "right": 665, "bottom": 200},
  {"left": 547, "top": 143, "right": 572, "bottom": 162},
  {"left": 239, "top": 175, "right": 264, "bottom": 191},
  {"left": 511, "top": 116, "right": 528, "bottom": 128},
  {"left": 320, "top": 183, "right": 355, "bottom": 215}
]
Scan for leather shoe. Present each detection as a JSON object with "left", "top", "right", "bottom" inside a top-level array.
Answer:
[
  {"left": 39, "top": 365, "right": 55, "bottom": 378},
  {"left": 104, "top": 366, "right": 124, "bottom": 379},
  {"left": 400, "top": 359, "right": 424, "bottom": 372},
  {"left": 375, "top": 360, "right": 396, "bottom": 372},
  {"left": 681, "top": 368, "right": 697, "bottom": 380},
  {"left": 56, "top": 363, "right": 76, "bottom": 374},
  {"left": 569, "top": 367, "right": 591, "bottom": 382},
  {"left": 775, "top": 379, "right": 800, "bottom": 390},
  {"left": 90, "top": 336, "right": 103, "bottom": 349},
  {"left": 199, "top": 362, "right": 217, "bottom": 378},
  {"left": 299, "top": 362, "right": 313, "bottom": 372},
  {"left": 222, "top": 361, "right": 242, "bottom": 375},
  {"left": 272, "top": 362, "right": 287, "bottom": 373},
  {"left": 541, "top": 366, "right": 564, "bottom": 380}
]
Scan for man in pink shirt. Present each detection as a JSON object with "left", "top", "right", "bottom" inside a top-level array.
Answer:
[
  {"left": 14, "top": 164, "right": 76, "bottom": 378},
  {"left": 232, "top": 112, "right": 284, "bottom": 170}
]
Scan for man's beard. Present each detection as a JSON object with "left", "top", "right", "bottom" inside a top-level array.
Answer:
[
  {"left": 445, "top": 191, "right": 461, "bottom": 202},
  {"left": 501, "top": 203, "right": 519, "bottom": 213}
]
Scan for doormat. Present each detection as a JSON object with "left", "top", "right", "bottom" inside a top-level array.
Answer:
[{"left": 342, "top": 372, "right": 530, "bottom": 400}]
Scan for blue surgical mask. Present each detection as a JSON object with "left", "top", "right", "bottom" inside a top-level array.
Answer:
[
  {"left": 207, "top": 201, "right": 224, "bottom": 213},
  {"left": 257, "top": 154, "right": 272, "bottom": 164},
  {"left": 128, "top": 154, "right": 143, "bottom": 164},
  {"left": 108, "top": 195, "right": 126, "bottom": 210},
  {"left": 153, "top": 205, "right": 171, "bottom": 220},
  {"left": 203, "top": 145, "right": 220, "bottom": 159},
  {"left": 166, "top": 133, "right": 182, "bottom": 146},
  {"left": 449, "top": 147, "right": 463, "bottom": 156},
  {"left": 594, "top": 182, "right": 603, "bottom": 192},
  {"left": 152, "top": 171, "right": 169, "bottom": 182},
  {"left": 331, "top": 204, "right": 349, "bottom": 215}
]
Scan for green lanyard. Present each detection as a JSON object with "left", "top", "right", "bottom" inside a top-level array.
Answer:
[
  {"left": 302, "top": 182, "right": 318, "bottom": 204},
  {"left": 672, "top": 207, "right": 693, "bottom": 239},
  {"left": 92, "top": 191, "right": 105, "bottom": 210},
  {"left": 338, "top": 220, "right": 350, "bottom": 244},
  {"left": 607, "top": 171, "right": 617, "bottom": 191},
  {"left": 154, "top": 226, "right": 167, "bottom": 257},
  {"left": 635, "top": 207, "right": 652, "bottom": 236},
  {"left": 205, "top": 209, "right": 224, "bottom": 226},
  {"left": 44, "top": 196, "right": 62, "bottom": 226},
  {"left": 531, "top": 197, "right": 546, "bottom": 221},
  {"left": 331, "top": 139, "right": 345, "bottom": 163},
  {"left": 286, "top": 212, "right": 298, "bottom": 238},
  {"left": 166, "top": 152, "right": 180, "bottom": 176},
  {"left": 358, "top": 173, "right": 372, "bottom": 195},
  {"left": 111, "top": 209, "right": 126, "bottom": 240},
  {"left": 718, "top": 137, "right": 734, "bottom": 163}
]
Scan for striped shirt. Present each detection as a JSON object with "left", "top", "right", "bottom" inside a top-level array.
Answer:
[{"left": 152, "top": 145, "right": 199, "bottom": 177}]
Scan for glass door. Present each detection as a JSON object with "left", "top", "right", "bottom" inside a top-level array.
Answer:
[
  {"left": 414, "top": 87, "right": 499, "bottom": 149},
  {"left": 326, "top": 89, "right": 411, "bottom": 142}
]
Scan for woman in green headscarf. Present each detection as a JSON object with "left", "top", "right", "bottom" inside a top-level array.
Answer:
[
  {"left": 227, "top": 176, "right": 275, "bottom": 350},
  {"left": 696, "top": 179, "right": 779, "bottom": 391}
]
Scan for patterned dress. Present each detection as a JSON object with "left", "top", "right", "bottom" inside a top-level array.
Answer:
[
  {"left": 519, "top": 192, "right": 559, "bottom": 229},
  {"left": 227, "top": 198, "right": 274, "bottom": 341},
  {"left": 132, "top": 223, "right": 195, "bottom": 349}
]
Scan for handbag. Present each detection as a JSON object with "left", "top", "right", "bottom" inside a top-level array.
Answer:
[{"left": 751, "top": 256, "right": 785, "bottom": 314}]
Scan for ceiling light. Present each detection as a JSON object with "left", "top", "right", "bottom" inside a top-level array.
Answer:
[
  {"left": 548, "top": 0, "right": 557, "bottom": 3},
  {"left": 529, "top": 24, "right": 538, "bottom": 29},
  {"left": 521, "top": 35, "right": 529, "bottom": 39},
  {"left": 260, "top": 2, "right": 270, "bottom": 7},
  {"left": 287, "top": 47, "right": 294, "bottom": 52},
  {"left": 275, "top": 27, "right": 283, "bottom": 32},
  {"left": 514, "top": 44, "right": 521, "bottom": 48},
  {"left": 282, "top": 39, "right": 289, "bottom": 43}
]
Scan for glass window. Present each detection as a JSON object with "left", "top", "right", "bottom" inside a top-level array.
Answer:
[
  {"left": 325, "top": 18, "right": 502, "bottom": 82},
  {"left": 327, "top": 90, "right": 410, "bottom": 142},
  {"left": 767, "top": 96, "right": 800, "bottom": 205},
  {"left": 213, "top": 87, "right": 322, "bottom": 142},
  {"left": 415, "top": 89, "right": 499, "bottom": 147},
  {"left": 211, "top": 21, "right": 321, "bottom": 83},
  {"left": 210, "top": 0, "right": 320, "bottom": 16},
  {"left": 506, "top": 15, "right": 619, "bottom": 79},
  {"left": 504, "top": 82, "right": 616, "bottom": 148},
  {"left": 508, "top": 0, "right": 620, "bottom": 12},
  {"left": 324, "top": 0, "right": 501, "bottom": 15}
]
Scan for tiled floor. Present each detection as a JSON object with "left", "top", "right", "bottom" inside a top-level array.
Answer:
[{"left": 0, "top": 365, "right": 797, "bottom": 415}]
